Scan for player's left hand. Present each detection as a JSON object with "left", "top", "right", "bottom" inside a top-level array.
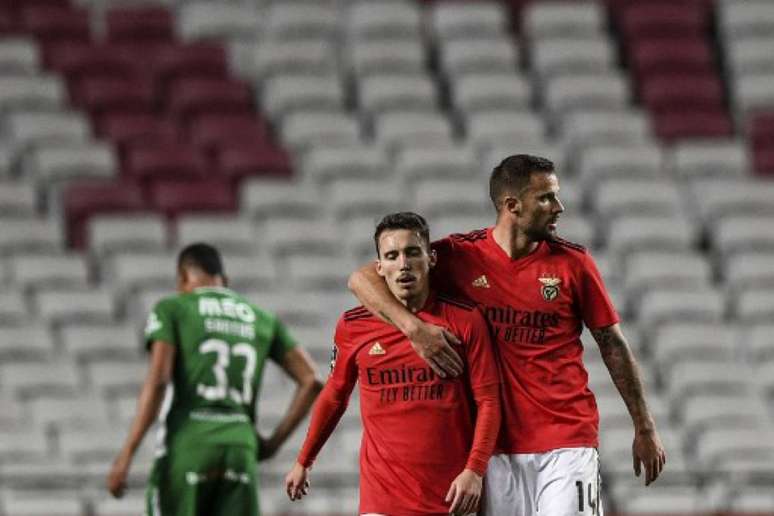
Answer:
[
  {"left": 445, "top": 468, "right": 482, "bottom": 515},
  {"left": 285, "top": 462, "right": 311, "bottom": 501},
  {"left": 257, "top": 433, "right": 280, "bottom": 461},
  {"left": 107, "top": 451, "right": 131, "bottom": 498},
  {"left": 632, "top": 427, "right": 666, "bottom": 486}
]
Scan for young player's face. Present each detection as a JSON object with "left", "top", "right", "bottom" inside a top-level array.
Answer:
[
  {"left": 376, "top": 229, "right": 436, "bottom": 303},
  {"left": 518, "top": 172, "right": 564, "bottom": 241}
]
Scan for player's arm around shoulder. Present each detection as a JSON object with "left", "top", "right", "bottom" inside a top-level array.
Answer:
[{"left": 591, "top": 323, "right": 666, "bottom": 486}]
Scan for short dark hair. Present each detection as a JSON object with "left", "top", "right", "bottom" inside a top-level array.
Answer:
[
  {"left": 178, "top": 242, "right": 225, "bottom": 277},
  {"left": 374, "top": 212, "right": 430, "bottom": 256},
  {"left": 489, "top": 154, "right": 555, "bottom": 209}
]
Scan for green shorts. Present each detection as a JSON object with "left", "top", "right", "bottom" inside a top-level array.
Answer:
[{"left": 145, "top": 446, "right": 259, "bottom": 516}]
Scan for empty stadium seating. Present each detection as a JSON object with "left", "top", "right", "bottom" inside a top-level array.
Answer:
[{"left": 1, "top": 0, "right": 774, "bottom": 515}]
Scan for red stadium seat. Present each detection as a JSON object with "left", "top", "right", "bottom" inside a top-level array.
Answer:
[
  {"left": 619, "top": 4, "right": 707, "bottom": 41},
  {"left": 216, "top": 143, "right": 293, "bottom": 182},
  {"left": 149, "top": 179, "right": 236, "bottom": 217},
  {"left": 124, "top": 143, "right": 209, "bottom": 183},
  {"left": 152, "top": 44, "right": 228, "bottom": 90},
  {"left": 652, "top": 110, "right": 733, "bottom": 142},
  {"left": 105, "top": 6, "right": 174, "bottom": 44},
  {"left": 640, "top": 74, "right": 724, "bottom": 112},
  {"left": 20, "top": 6, "right": 90, "bottom": 44},
  {"left": 72, "top": 77, "right": 156, "bottom": 116},
  {"left": 753, "top": 148, "right": 774, "bottom": 177},
  {"left": 64, "top": 180, "right": 145, "bottom": 247},
  {"left": 166, "top": 78, "right": 253, "bottom": 122},
  {"left": 629, "top": 38, "right": 714, "bottom": 79},
  {"left": 45, "top": 43, "right": 139, "bottom": 81},
  {"left": 749, "top": 113, "right": 774, "bottom": 149},
  {"left": 97, "top": 114, "right": 179, "bottom": 149},
  {"left": 188, "top": 114, "right": 269, "bottom": 152}
]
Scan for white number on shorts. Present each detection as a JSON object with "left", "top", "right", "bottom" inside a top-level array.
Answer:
[
  {"left": 196, "top": 338, "right": 257, "bottom": 405},
  {"left": 575, "top": 481, "right": 598, "bottom": 514}
]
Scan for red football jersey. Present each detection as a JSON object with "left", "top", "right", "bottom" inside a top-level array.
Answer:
[
  {"left": 431, "top": 228, "right": 619, "bottom": 453},
  {"left": 297, "top": 294, "right": 500, "bottom": 516}
]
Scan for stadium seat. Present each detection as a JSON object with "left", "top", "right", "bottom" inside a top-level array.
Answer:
[
  {"left": 652, "top": 109, "right": 734, "bottom": 142},
  {"left": 221, "top": 254, "right": 275, "bottom": 291},
  {"left": 262, "top": 3, "right": 338, "bottom": 42},
  {"left": 726, "top": 37, "right": 774, "bottom": 78},
  {"left": 346, "top": 1, "right": 422, "bottom": 42},
  {"left": 681, "top": 395, "right": 771, "bottom": 441},
  {"left": 152, "top": 43, "right": 228, "bottom": 89},
  {"left": 9, "top": 253, "right": 88, "bottom": 291},
  {"left": 428, "top": 1, "right": 508, "bottom": 42},
  {"left": 45, "top": 43, "right": 139, "bottom": 83},
  {"left": 0, "top": 289, "right": 28, "bottom": 326},
  {"left": 0, "top": 325, "right": 53, "bottom": 359},
  {"left": 63, "top": 180, "right": 146, "bottom": 248},
  {"left": 30, "top": 394, "right": 111, "bottom": 431},
  {"left": 347, "top": 40, "right": 425, "bottom": 79},
  {"left": 107, "top": 252, "right": 177, "bottom": 298},
  {"left": 465, "top": 111, "right": 545, "bottom": 149},
  {"left": 438, "top": 38, "right": 519, "bottom": 78},
  {"left": 724, "top": 251, "right": 774, "bottom": 294},
  {"left": 175, "top": 215, "right": 257, "bottom": 254},
  {"left": 531, "top": 38, "right": 614, "bottom": 80},
  {"left": 149, "top": 179, "right": 236, "bottom": 218},
  {"left": 280, "top": 112, "right": 361, "bottom": 151},
  {"left": 1, "top": 359, "right": 81, "bottom": 398},
  {"left": 415, "top": 180, "right": 489, "bottom": 219},
  {"left": 105, "top": 6, "right": 174, "bottom": 45},
  {"left": 20, "top": 6, "right": 91, "bottom": 47},
  {"left": 690, "top": 179, "right": 774, "bottom": 222},
  {"left": 731, "top": 73, "right": 774, "bottom": 122},
  {"left": 637, "top": 287, "right": 724, "bottom": 331},
  {"left": 177, "top": 2, "right": 261, "bottom": 42},
  {"left": 747, "top": 323, "right": 774, "bottom": 364},
  {"left": 0, "top": 74, "right": 65, "bottom": 112},
  {"left": 616, "top": 486, "right": 705, "bottom": 513},
  {"left": 124, "top": 142, "right": 208, "bottom": 183},
  {"left": 236, "top": 40, "right": 336, "bottom": 83},
  {"left": 544, "top": 72, "right": 631, "bottom": 119},
  {"left": 286, "top": 255, "right": 353, "bottom": 292},
  {"left": 92, "top": 494, "right": 146, "bottom": 516},
  {"left": 578, "top": 144, "right": 663, "bottom": 189},
  {"left": 261, "top": 220, "right": 340, "bottom": 259},
  {"left": 302, "top": 145, "right": 387, "bottom": 186},
  {"left": 640, "top": 74, "right": 724, "bottom": 112},
  {"left": 88, "top": 361, "right": 145, "bottom": 396},
  {"left": 0, "top": 218, "right": 63, "bottom": 254},
  {"left": 358, "top": 73, "right": 437, "bottom": 116},
  {"left": 61, "top": 323, "right": 141, "bottom": 362},
  {"left": 262, "top": 74, "right": 344, "bottom": 121},
  {"left": 188, "top": 114, "right": 268, "bottom": 152},
  {"left": 373, "top": 111, "right": 454, "bottom": 151},
  {"left": 219, "top": 142, "right": 292, "bottom": 182},
  {"left": 629, "top": 38, "right": 714, "bottom": 79},
  {"left": 665, "top": 362, "right": 753, "bottom": 406},
  {"left": 7, "top": 111, "right": 90, "bottom": 148},
  {"left": 35, "top": 288, "right": 115, "bottom": 325},
  {"left": 166, "top": 77, "right": 253, "bottom": 122},
  {"left": 0, "top": 181, "right": 36, "bottom": 217},
  {"left": 694, "top": 427, "right": 774, "bottom": 473},
  {"left": 394, "top": 145, "right": 478, "bottom": 186},
  {"left": 523, "top": 1, "right": 606, "bottom": 40},
  {"left": 561, "top": 110, "right": 651, "bottom": 151},
  {"left": 733, "top": 288, "right": 774, "bottom": 324},
  {"left": 88, "top": 214, "right": 168, "bottom": 257},
  {"left": 605, "top": 215, "right": 695, "bottom": 260},
  {"left": 718, "top": 0, "right": 774, "bottom": 40},
  {"left": 623, "top": 251, "right": 712, "bottom": 302},
  {"left": 329, "top": 180, "right": 404, "bottom": 222},
  {"left": 668, "top": 139, "right": 749, "bottom": 181},
  {"left": 0, "top": 37, "right": 40, "bottom": 74},
  {"left": 651, "top": 323, "right": 738, "bottom": 372},
  {"left": 451, "top": 73, "right": 531, "bottom": 115},
  {"left": 25, "top": 143, "right": 117, "bottom": 186},
  {"left": 618, "top": 3, "right": 708, "bottom": 42},
  {"left": 71, "top": 76, "right": 154, "bottom": 117},
  {"left": 729, "top": 489, "right": 774, "bottom": 512},
  {"left": 592, "top": 179, "right": 682, "bottom": 222},
  {"left": 96, "top": 114, "right": 180, "bottom": 150},
  {"left": 240, "top": 179, "right": 321, "bottom": 222}
]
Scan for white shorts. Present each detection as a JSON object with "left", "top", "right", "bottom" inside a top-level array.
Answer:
[{"left": 482, "top": 448, "right": 603, "bottom": 516}]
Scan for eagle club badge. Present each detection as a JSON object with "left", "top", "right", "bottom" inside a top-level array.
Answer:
[{"left": 538, "top": 276, "right": 561, "bottom": 301}]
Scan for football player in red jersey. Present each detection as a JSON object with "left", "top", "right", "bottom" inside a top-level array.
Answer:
[
  {"left": 286, "top": 212, "right": 500, "bottom": 515},
  {"left": 348, "top": 155, "right": 666, "bottom": 515}
]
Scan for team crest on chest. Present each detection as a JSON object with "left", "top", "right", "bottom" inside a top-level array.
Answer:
[
  {"left": 538, "top": 276, "right": 561, "bottom": 301},
  {"left": 368, "top": 342, "right": 386, "bottom": 355}
]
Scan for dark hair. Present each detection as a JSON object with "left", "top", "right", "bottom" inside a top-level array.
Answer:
[
  {"left": 489, "top": 154, "right": 555, "bottom": 209},
  {"left": 178, "top": 242, "right": 225, "bottom": 277},
  {"left": 374, "top": 212, "right": 430, "bottom": 256}
]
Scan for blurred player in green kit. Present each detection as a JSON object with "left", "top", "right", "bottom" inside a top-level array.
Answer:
[{"left": 107, "top": 243, "right": 323, "bottom": 516}]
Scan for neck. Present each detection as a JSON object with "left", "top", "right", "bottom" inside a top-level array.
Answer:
[
  {"left": 192, "top": 276, "right": 225, "bottom": 290},
  {"left": 492, "top": 219, "right": 539, "bottom": 260},
  {"left": 402, "top": 288, "right": 430, "bottom": 313}
]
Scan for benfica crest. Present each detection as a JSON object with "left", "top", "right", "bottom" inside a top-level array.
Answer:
[{"left": 538, "top": 276, "right": 561, "bottom": 301}]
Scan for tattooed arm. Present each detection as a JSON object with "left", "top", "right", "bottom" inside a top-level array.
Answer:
[{"left": 591, "top": 323, "right": 666, "bottom": 486}]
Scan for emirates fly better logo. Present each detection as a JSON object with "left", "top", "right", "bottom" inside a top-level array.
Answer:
[{"left": 538, "top": 276, "right": 561, "bottom": 301}]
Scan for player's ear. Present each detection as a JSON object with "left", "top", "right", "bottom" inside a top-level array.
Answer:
[
  {"left": 504, "top": 195, "right": 520, "bottom": 215},
  {"left": 428, "top": 248, "right": 437, "bottom": 269},
  {"left": 375, "top": 258, "right": 385, "bottom": 278}
]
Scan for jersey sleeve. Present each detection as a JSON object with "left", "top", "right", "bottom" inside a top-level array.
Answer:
[
  {"left": 268, "top": 318, "right": 298, "bottom": 363},
  {"left": 430, "top": 237, "right": 456, "bottom": 293},
  {"left": 461, "top": 308, "right": 501, "bottom": 475},
  {"left": 144, "top": 297, "right": 177, "bottom": 349},
  {"left": 578, "top": 252, "right": 620, "bottom": 330},
  {"left": 296, "top": 316, "right": 358, "bottom": 467}
]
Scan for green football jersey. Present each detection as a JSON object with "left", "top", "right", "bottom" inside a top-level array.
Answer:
[{"left": 144, "top": 286, "right": 296, "bottom": 456}]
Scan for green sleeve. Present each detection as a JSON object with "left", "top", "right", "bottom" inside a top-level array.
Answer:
[
  {"left": 144, "top": 297, "right": 178, "bottom": 350},
  {"left": 268, "top": 318, "right": 297, "bottom": 363}
]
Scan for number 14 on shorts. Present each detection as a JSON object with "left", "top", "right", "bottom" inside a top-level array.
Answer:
[{"left": 575, "top": 480, "right": 599, "bottom": 514}]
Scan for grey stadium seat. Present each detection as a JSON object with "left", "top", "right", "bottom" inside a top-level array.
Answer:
[
  {"left": 592, "top": 179, "right": 682, "bottom": 222},
  {"left": 88, "top": 214, "right": 168, "bottom": 257},
  {"left": 61, "top": 323, "right": 141, "bottom": 362},
  {"left": 414, "top": 180, "right": 489, "bottom": 219},
  {"left": 747, "top": 323, "right": 774, "bottom": 364},
  {"left": 0, "top": 181, "right": 37, "bottom": 217},
  {"left": 263, "top": 4, "right": 339, "bottom": 41},
  {"left": 734, "top": 288, "right": 774, "bottom": 324},
  {"left": 543, "top": 72, "right": 630, "bottom": 118},
  {"left": 578, "top": 143, "right": 663, "bottom": 188},
  {"left": 0, "top": 289, "right": 28, "bottom": 326},
  {"left": 358, "top": 74, "right": 438, "bottom": 115},
  {"left": 107, "top": 252, "right": 176, "bottom": 297},
  {"left": 7, "top": 111, "right": 89, "bottom": 149},
  {"left": 0, "top": 75, "right": 65, "bottom": 112},
  {"left": 604, "top": 215, "right": 696, "bottom": 261},
  {"left": 280, "top": 111, "right": 361, "bottom": 151},
  {"left": 451, "top": 73, "right": 531, "bottom": 115},
  {"left": 25, "top": 143, "right": 117, "bottom": 186},
  {"left": 373, "top": 111, "right": 454, "bottom": 150},
  {"left": 302, "top": 145, "right": 388, "bottom": 186},
  {"left": 651, "top": 323, "right": 738, "bottom": 374},
  {"left": 561, "top": 110, "right": 651, "bottom": 151},
  {"left": 394, "top": 145, "right": 478, "bottom": 186},
  {"left": 0, "top": 38, "right": 40, "bottom": 74},
  {"left": 523, "top": 1, "right": 606, "bottom": 41},
  {"left": 262, "top": 74, "right": 344, "bottom": 121},
  {"left": 285, "top": 255, "right": 354, "bottom": 292},
  {"left": 465, "top": 111, "right": 545, "bottom": 149},
  {"left": 346, "top": 1, "right": 422, "bottom": 41},
  {"left": 178, "top": 2, "right": 261, "bottom": 42},
  {"left": 623, "top": 251, "right": 713, "bottom": 302},
  {"left": 668, "top": 139, "right": 749, "bottom": 182},
  {"left": 0, "top": 325, "right": 53, "bottom": 360},
  {"left": 234, "top": 40, "right": 336, "bottom": 83},
  {"left": 723, "top": 251, "right": 774, "bottom": 294},
  {"left": 241, "top": 179, "right": 321, "bottom": 221},
  {"left": 428, "top": 1, "right": 509, "bottom": 42},
  {"left": 9, "top": 253, "right": 89, "bottom": 291},
  {"left": 637, "top": 287, "right": 724, "bottom": 330},
  {"left": 0, "top": 359, "right": 81, "bottom": 398},
  {"left": 690, "top": 179, "right": 774, "bottom": 223},
  {"left": 347, "top": 40, "right": 425, "bottom": 79},
  {"left": 665, "top": 362, "right": 753, "bottom": 406},
  {"left": 438, "top": 38, "right": 519, "bottom": 78},
  {"left": 34, "top": 288, "right": 115, "bottom": 326},
  {"left": 0, "top": 218, "right": 63, "bottom": 254},
  {"left": 175, "top": 215, "right": 258, "bottom": 254},
  {"left": 329, "top": 180, "right": 405, "bottom": 222},
  {"left": 531, "top": 38, "right": 615, "bottom": 80}
]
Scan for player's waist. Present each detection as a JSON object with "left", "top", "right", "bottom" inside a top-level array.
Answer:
[{"left": 188, "top": 409, "right": 251, "bottom": 423}]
